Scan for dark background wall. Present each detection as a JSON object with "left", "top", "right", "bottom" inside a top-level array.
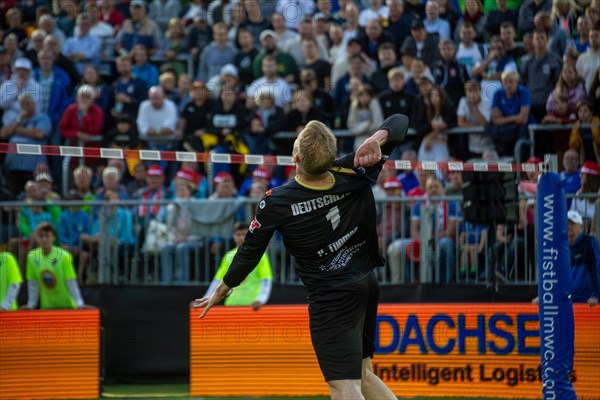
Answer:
[{"left": 76, "top": 284, "right": 537, "bottom": 382}]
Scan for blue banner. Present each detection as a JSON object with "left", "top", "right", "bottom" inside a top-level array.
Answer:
[{"left": 536, "top": 172, "right": 576, "bottom": 399}]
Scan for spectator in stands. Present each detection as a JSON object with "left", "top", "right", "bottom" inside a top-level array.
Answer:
[
  {"left": 148, "top": 0, "right": 181, "bottom": 33},
  {"left": 489, "top": 71, "right": 533, "bottom": 156},
  {"left": 404, "top": 57, "right": 434, "bottom": 96},
  {"left": 19, "top": 187, "right": 54, "bottom": 241},
  {"left": 209, "top": 171, "right": 239, "bottom": 200},
  {"left": 288, "top": 89, "right": 321, "bottom": 136},
  {"left": 300, "top": 69, "right": 335, "bottom": 126},
  {"left": 60, "top": 85, "right": 104, "bottom": 146},
  {"left": 33, "top": 48, "right": 72, "bottom": 134},
  {"left": 276, "top": 0, "right": 315, "bottom": 31},
  {"left": 385, "top": 0, "right": 415, "bottom": 51},
  {"left": 571, "top": 161, "right": 600, "bottom": 234},
  {"left": 341, "top": 1, "right": 361, "bottom": 42},
  {"left": 207, "top": 0, "right": 234, "bottom": 26},
  {"left": 459, "top": 219, "right": 487, "bottom": 280},
  {"left": 132, "top": 44, "right": 159, "bottom": 89},
  {"left": 369, "top": 42, "right": 399, "bottom": 93},
  {"left": 239, "top": 166, "right": 273, "bottom": 197},
  {"left": 434, "top": 39, "right": 469, "bottom": 106},
  {"left": 24, "top": 29, "right": 46, "bottom": 68},
  {"left": 454, "top": 0, "right": 486, "bottom": 43},
  {"left": 72, "top": 165, "right": 96, "bottom": 208},
  {"left": 178, "top": 80, "right": 214, "bottom": 152},
  {"left": 379, "top": 67, "right": 414, "bottom": 120},
  {"left": 577, "top": 23, "right": 600, "bottom": 93},
  {"left": 0, "top": 57, "right": 40, "bottom": 127},
  {"left": 3, "top": 33, "right": 23, "bottom": 67},
  {"left": 500, "top": 21, "right": 527, "bottom": 62},
  {"left": 247, "top": 88, "right": 285, "bottom": 155},
  {"left": 472, "top": 35, "right": 517, "bottom": 82},
  {"left": 331, "top": 38, "right": 375, "bottom": 90},
  {"left": 57, "top": 0, "right": 78, "bottom": 38},
  {"left": 99, "top": 0, "right": 125, "bottom": 31},
  {"left": 0, "top": 45, "right": 10, "bottom": 82},
  {"left": 233, "top": 27, "right": 259, "bottom": 91},
  {"left": 455, "top": 21, "right": 486, "bottom": 78},
  {"left": 160, "top": 18, "right": 187, "bottom": 77},
  {"left": 160, "top": 179, "right": 199, "bottom": 284},
  {"left": 534, "top": 10, "right": 569, "bottom": 59},
  {"left": 59, "top": 193, "right": 91, "bottom": 281},
  {"left": 416, "top": 86, "right": 456, "bottom": 161},
  {"left": 401, "top": 19, "right": 440, "bottom": 70},
  {"left": 38, "top": 13, "right": 66, "bottom": 47},
  {"left": 568, "top": 15, "right": 591, "bottom": 58},
  {"left": 62, "top": 14, "right": 101, "bottom": 75},
  {"left": 377, "top": 177, "right": 409, "bottom": 255},
  {"left": 561, "top": 149, "right": 582, "bottom": 208},
  {"left": 551, "top": 0, "right": 579, "bottom": 38},
  {"left": 158, "top": 71, "right": 180, "bottom": 104},
  {"left": 519, "top": 0, "right": 552, "bottom": 34},
  {"left": 135, "top": 164, "right": 169, "bottom": 221},
  {"left": 437, "top": 0, "right": 459, "bottom": 33},
  {"left": 136, "top": 85, "right": 178, "bottom": 154},
  {"left": 95, "top": 166, "right": 128, "bottom": 201},
  {"left": 0, "top": 252, "right": 22, "bottom": 311},
  {"left": 125, "top": 162, "right": 148, "bottom": 199},
  {"left": 241, "top": 0, "right": 271, "bottom": 45},
  {"left": 520, "top": 29, "right": 563, "bottom": 123},
  {"left": 204, "top": 222, "right": 272, "bottom": 309},
  {"left": 283, "top": 17, "right": 329, "bottom": 68},
  {"left": 43, "top": 35, "right": 80, "bottom": 85},
  {"left": 36, "top": 172, "right": 60, "bottom": 202},
  {"left": 457, "top": 80, "right": 494, "bottom": 159},
  {"left": 1, "top": 93, "right": 51, "bottom": 198},
  {"left": 247, "top": 56, "right": 293, "bottom": 110},
  {"left": 24, "top": 222, "right": 85, "bottom": 309},
  {"left": 110, "top": 55, "right": 148, "bottom": 123},
  {"left": 424, "top": 0, "right": 451, "bottom": 40},
  {"left": 359, "top": 0, "right": 389, "bottom": 27},
  {"left": 542, "top": 92, "right": 577, "bottom": 125},
  {"left": 547, "top": 63, "right": 587, "bottom": 117},
  {"left": 569, "top": 100, "right": 600, "bottom": 162},
  {"left": 302, "top": 38, "right": 332, "bottom": 90},
  {"left": 77, "top": 4, "right": 114, "bottom": 47},
  {"left": 484, "top": 0, "right": 519, "bottom": 38},
  {"left": 186, "top": 10, "right": 213, "bottom": 62},
  {"left": 357, "top": 18, "right": 395, "bottom": 63},
  {"left": 271, "top": 12, "right": 299, "bottom": 51},
  {"left": 347, "top": 84, "right": 385, "bottom": 150},
  {"left": 5, "top": 8, "right": 27, "bottom": 47},
  {"left": 105, "top": 114, "right": 140, "bottom": 150},
  {"left": 197, "top": 22, "right": 237, "bottom": 82},
  {"left": 116, "top": 0, "right": 161, "bottom": 54}
]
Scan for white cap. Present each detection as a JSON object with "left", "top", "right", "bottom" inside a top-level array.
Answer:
[
  {"left": 567, "top": 210, "right": 583, "bottom": 225},
  {"left": 14, "top": 57, "right": 32, "bottom": 71},
  {"left": 220, "top": 63, "right": 238, "bottom": 78},
  {"left": 259, "top": 29, "right": 277, "bottom": 42},
  {"left": 131, "top": 0, "right": 146, "bottom": 7}
]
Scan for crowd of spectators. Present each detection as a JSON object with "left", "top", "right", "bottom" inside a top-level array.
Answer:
[{"left": 1, "top": 0, "right": 600, "bottom": 287}]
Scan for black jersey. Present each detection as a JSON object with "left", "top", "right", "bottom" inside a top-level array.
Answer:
[{"left": 222, "top": 114, "right": 409, "bottom": 294}]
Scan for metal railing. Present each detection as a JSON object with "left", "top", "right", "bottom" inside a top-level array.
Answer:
[{"left": 3, "top": 193, "right": 595, "bottom": 287}]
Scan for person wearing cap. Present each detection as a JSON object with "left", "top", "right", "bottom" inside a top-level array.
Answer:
[
  {"left": 1, "top": 93, "right": 52, "bottom": 198},
  {"left": 115, "top": 0, "right": 161, "bottom": 54},
  {"left": 400, "top": 18, "right": 440, "bottom": 71},
  {"left": 239, "top": 166, "right": 273, "bottom": 197},
  {"left": 135, "top": 164, "right": 170, "bottom": 220},
  {"left": 533, "top": 210, "right": 600, "bottom": 305},
  {"left": 569, "top": 99, "right": 600, "bottom": 163},
  {"left": 0, "top": 56, "right": 41, "bottom": 126},
  {"left": 570, "top": 160, "right": 600, "bottom": 235},
  {"left": 196, "top": 22, "right": 237, "bottom": 82},
  {"left": 252, "top": 29, "right": 299, "bottom": 82},
  {"left": 247, "top": 56, "right": 294, "bottom": 110},
  {"left": 377, "top": 177, "right": 409, "bottom": 261}
]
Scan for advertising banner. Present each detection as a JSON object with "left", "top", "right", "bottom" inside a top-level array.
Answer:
[
  {"left": 190, "top": 304, "right": 599, "bottom": 398},
  {"left": 0, "top": 309, "right": 101, "bottom": 399}
]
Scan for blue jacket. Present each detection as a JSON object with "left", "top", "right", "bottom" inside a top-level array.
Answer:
[
  {"left": 59, "top": 209, "right": 91, "bottom": 247},
  {"left": 32, "top": 65, "right": 72, "bottom": 126},
  {"left": 570, "top": 233, "right": 600, "bottom": 302}
]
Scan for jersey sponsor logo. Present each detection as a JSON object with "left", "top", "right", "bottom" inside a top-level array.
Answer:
[
  {"left": 249, "top": 217, "right": 261, "bottom": 233},
  {"left": 318, "top": 240, "right": 365, "bottom": 272},
  {"left": 317, "top": 226, "right": 358, "bottom": 257},
  {"left": 40, "top": 269, "right": 57, "bottom": 289},
  {"left": 290, "top": 193, "right": 350, "bottom": 216},
  {"left": 259, "top": 200, "right": 266, "bottom": 209}
]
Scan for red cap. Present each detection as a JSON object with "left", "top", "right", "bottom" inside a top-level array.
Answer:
[
  {"left": 252, "top": 166, "right": 270, "bottom": 180},
  {"left": 146, "top": 164, "right": 164, "bottom": 177},
  {"left": 526, "top": 156, "right": 542, "bottom": 164},
  {"left": 581, "top": 161, "right": 600, "bottom": 176},
  {"left": 383, "top": 177, "right": 402, "bottom": 189},
  {"left": 176, "top": 168, "right": 203, "bottom": 184},
  {"left": 213, "top": 171, "right": 233, "bottom": 184}
]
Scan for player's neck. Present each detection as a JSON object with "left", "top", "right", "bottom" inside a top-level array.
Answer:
[
  {"left": 295, "top": 171, "right": 334, "bottom": 187},
  {"left": 41, "top": 245, "right": 53, "bottom": 255}
]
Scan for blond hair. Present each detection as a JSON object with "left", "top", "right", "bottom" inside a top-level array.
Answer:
[
  {"left": 296, "top": 121, "right": 337, "bottom": 177},
  {"left": 501, "top": 70, "right": 519, "bottom": 82}
]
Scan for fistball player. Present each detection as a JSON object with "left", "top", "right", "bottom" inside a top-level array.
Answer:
[{"left": 193, "top": 114, "right": 409, "bottom": 399}]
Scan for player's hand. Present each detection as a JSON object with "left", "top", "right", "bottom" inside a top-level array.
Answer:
[
  {"left": 251, "top": 301, "right": 264, "bottom": 311},
  {"left": 0, "top": 307, "right": 7, "bottom": 312},
  {"left": 531, "top": 296, "right": 539, "bottom": 304},
  {"left": 192, "top": 281, "right": 233, "bottom": 318},
  {"left": 354, "top": 138, "right": 382, "bottom": 167},
  {"left": 588, "top": 296, "right": 598, "bottom": 306}
]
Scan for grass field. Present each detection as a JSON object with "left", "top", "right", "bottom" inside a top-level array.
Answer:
[{"left": 100, "top": 384, "right": 509, "bottom": 400}]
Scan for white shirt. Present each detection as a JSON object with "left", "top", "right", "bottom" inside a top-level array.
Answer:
[
  {"left": 358, "top": 6, "right": 389, "bottom": 27},
  {"left": 570, "top": 197, "right": 596, "bottom": 221},
  {"left": 74, "top": 22, "right": 114, "bottom": 39},
  {"left": 456, "top": 43, "right": 484, "bottom": 78},
  {"left": 136, "top": 99, "right": 179, "bottom": 138},
  {"left": 457, "top": 97, "right": 493, "bottom": 154},
  {"left": 576, "top": 49, "right": 600, "bottom": 92},
  {"left": 247, "top": 77, "right": 293, "bottom": 109},
  {"left": 0, "top": 77, "right": 41, "bottom": 126},
  {"left": 276, "top": 0, "right": 315, "bottom": 30}
]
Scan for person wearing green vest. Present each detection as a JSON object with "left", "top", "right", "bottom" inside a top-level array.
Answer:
[
  {"left": 23, "top": 222, "right": 85, "bottom": 310},
  {"left": 204, "top": 222, "right": 272, "bottom": 310},
  {"left": 0, "top": 252, "right": 23, "bottom": 311}
]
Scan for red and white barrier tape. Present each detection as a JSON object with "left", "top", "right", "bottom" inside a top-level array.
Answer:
[{"left": 0, "top": 143, "right": 538, "bottom": 172}]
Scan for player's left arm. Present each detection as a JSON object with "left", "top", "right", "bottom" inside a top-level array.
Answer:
[{"left": 252, "top": 253, "right": 273, "bottom": 310}]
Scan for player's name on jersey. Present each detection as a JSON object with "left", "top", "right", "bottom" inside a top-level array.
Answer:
[{"left": 290, "top": 193, "right": 350, "bottom": 216}]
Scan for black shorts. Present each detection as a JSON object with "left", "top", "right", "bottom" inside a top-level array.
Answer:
[{"left": 308, "top": 271, "right": 379, "bottom": 382}]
